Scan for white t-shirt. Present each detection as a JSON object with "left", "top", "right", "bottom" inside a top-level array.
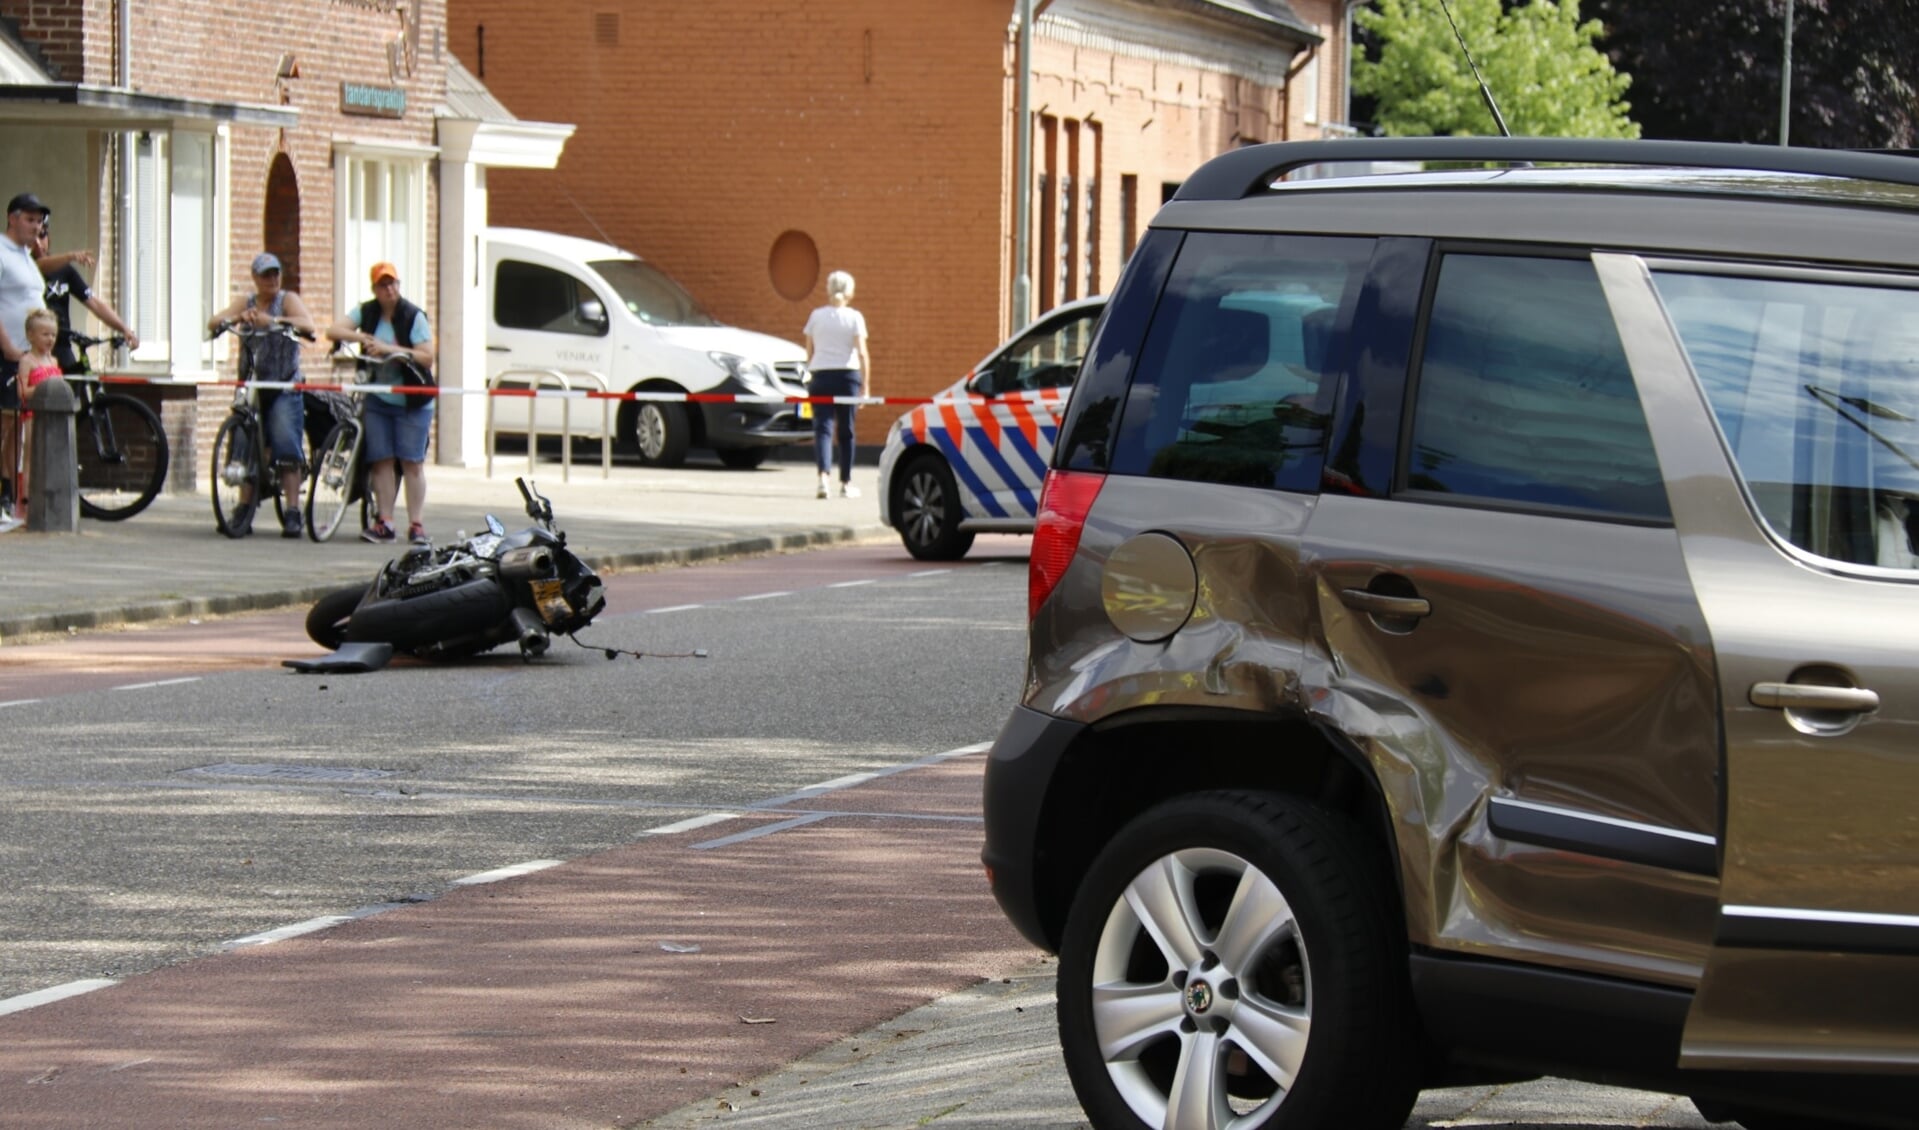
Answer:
[
  {"left": 803, "top": 304, "right": 867, "bottom": 371},
  {"left": 0, "top": 236, "right": 43, "bottom": 355}
]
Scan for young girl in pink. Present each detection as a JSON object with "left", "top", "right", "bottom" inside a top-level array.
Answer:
[{"left": 14, "top": 308, "right": 62, "bottom": 518}]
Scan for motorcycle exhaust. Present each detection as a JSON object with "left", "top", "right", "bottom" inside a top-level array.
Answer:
[
  {"left": 498, "top": 546, "right": 556, "bottom": 581},
  {"left": 509, "top": 606, "right": 550, "bottom": 659}
]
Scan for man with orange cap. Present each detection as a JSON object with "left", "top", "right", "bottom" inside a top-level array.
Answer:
[{"left": 327, "top": 261, "right": 436, "bottom": 545}]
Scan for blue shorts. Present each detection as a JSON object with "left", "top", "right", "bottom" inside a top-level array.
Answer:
[{"left": 362, "top": 396, "right": 434, "bottom": 464}]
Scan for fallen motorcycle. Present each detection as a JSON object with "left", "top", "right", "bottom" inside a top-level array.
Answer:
[{"left": 305, "top": 478, "right": 606, "bottom": 662}]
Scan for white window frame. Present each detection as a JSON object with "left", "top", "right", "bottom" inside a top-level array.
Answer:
[
  {"left": 334, "top": 141, "right": 434, "bottom": 322},
  {"left": 121, "top": 124, "right": 227, "bottom": 376}
]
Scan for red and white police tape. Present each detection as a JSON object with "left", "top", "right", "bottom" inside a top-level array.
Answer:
[{"left": 87, "top": 373, "right": 939, "bottom": 407}]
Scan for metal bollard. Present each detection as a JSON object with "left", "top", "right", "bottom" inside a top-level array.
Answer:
[{"left": 26, "top": 376, "right": 78, "bottom": 532}]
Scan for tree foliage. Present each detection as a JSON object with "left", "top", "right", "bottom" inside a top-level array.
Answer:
[
  {"left": 1353, "top": 0, "right": 1639, "bottom": 139},
  {"left": 1584, "top": 0, "right": 1916, "bottom": 147}
]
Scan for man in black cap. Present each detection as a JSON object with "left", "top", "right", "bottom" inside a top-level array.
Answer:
[{"left": 0, "top": 192, "right": 51, "bottom": 519}]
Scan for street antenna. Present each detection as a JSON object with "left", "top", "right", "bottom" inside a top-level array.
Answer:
[{"left": 1436, "top": 0, "right": 1513, "bottom": 137}]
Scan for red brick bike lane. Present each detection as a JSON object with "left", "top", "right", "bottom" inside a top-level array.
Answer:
[{"left": 0, "top": 754, "right": 1042, "bottom": 1129}]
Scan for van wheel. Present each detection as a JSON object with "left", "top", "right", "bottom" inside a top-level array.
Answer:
[
  {"left": 633, "top": 402, "right": 690, "bottom": 467},
  {"left": 1057, "top": 791, "right": 1421, "bottom": 1130},
  {"left": 716, "top": 447, "right": 768, "bottom": 470},
  {"left": 894, "top": 455, "right": 975, "bottom": 560}
]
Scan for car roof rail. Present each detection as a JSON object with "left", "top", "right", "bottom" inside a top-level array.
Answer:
[{"left": 1173, "top": 137, "right": 1919, "bottom": 202}]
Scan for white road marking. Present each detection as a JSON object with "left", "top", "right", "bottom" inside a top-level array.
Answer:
[
  {"left": 111, "top": 677, "right": 201, "bottom": 692},
  {"left": 0, "top": 698, "right": 41, "bottom": 709},
  {"left": 693, "top": 813, "right": 829, "bottom": 851},
  {"left": 223, "top": 915, "right": 353, "bottom": 948},
  {"left": 645, "top": 604, "right": 704, "bottom": 614},
  {"left": 644, "top": 812, "right": 739, "bottom": 835},
  {"left": 452, "top": 859, "right": 565, "bottom": 886},
  {"left": 805, "top": 771, "right": 880, "bottom": 792},
  {"left": 827, "top": 579, "right": 875, "bottom": 588},
  {"left": 908, "top": 569, "right": 952, "bottom": 577},
  {"left": 734, "top": 591, "right": 792, "bottom": 602},
  {"left": 0, "top": 978, "right": 117, "bottom": 1017}
]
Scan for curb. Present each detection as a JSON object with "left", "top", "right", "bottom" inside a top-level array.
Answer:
[{"left": 0, "top": 523, "right": 893, "bottom": 644}]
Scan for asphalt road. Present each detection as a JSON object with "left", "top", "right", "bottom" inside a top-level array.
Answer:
[
  {"left": 0, "top": 541, "right": 1744, "bottom": 1127},
  {"left": 0, "top": 540, "right": 1033, "bottom": 1001}
]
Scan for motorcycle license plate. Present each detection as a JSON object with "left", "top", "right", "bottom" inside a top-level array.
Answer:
[{"left": 529, "top": 579, "right": 571, "bottom": 625}]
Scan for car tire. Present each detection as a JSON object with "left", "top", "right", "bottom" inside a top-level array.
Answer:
[
  {"left": 1057, "top": 790, "right": 1420, "bottom": 1130},
  {"left": 715, "top": 446, "right": 769, "bottom": 470},
  {"left": 633, "top": 401, "right": 690, "bottom": 468},
  {"left": 893, "top": 454, "right": 975, "bottom": 561},
  {"left": 305, "top": 584, "right": 368, "bottom": 650}
]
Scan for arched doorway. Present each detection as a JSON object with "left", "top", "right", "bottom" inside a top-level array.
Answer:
[{"left": 262, "top": 152, "right": 301, "bottom": 292}]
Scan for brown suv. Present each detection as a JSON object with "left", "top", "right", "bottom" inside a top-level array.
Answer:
[{"left": 982, "top": 138, "right": 1919, "bottom": 1130}]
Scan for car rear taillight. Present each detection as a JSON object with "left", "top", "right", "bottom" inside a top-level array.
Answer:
[{"left": 1029, "top": 469, "right": 1105, "bottom": 620}]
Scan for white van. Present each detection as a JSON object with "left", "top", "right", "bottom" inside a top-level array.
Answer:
[{"left": 486, "top": 227, "right": 811, "bottom": 467}]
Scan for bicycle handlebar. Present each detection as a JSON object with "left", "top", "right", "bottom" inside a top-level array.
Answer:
[{"left": 209, "top": 318, "right": 316, "bottom": 343}]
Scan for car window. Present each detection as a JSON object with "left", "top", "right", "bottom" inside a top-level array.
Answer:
[
  {"left": 1653, "top": 270, "right": 1919, "bottom": 569},
  {"left": 1406, "top": 254, "right": 1668, "bottom": 521},
  {"left": 494, "top": 260, "right": 607, "bottom": 337},
  {"left": 1108, "top": 233, "right": 1370, "bottom": 492},
  {"left": 589, "top": 258, "right": 719, "bottom": 327},
  {"left": 996, "top": 308, "right": 1100, "bottom": 392}
]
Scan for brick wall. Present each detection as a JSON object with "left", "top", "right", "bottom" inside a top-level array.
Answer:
[
  {"left": 449, "top": 0, "right": 1011, "bottom": 446},
  {"left": 447, "top": 0, "right": 1340, "bottom": 446},
  {"left": 0, "top": 0, "right": 449, "bottom": 477}
]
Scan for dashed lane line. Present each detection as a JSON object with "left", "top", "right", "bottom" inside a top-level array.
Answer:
[
  {"left": 733, "top": 591, "right": 793, "bottom": 602},
  {"left": 644, "top": 603, "right": 705, "bottom": 614},
  {"left": 223, "top": 915, "right": 354, "bottom": 949},
  {"left": 0, "top": 978, "right": 118, "bottom": 1017},
  {"left": 644, "top": 812, "right": 740, "bottom": 835},
  {"left": 452, "top": 859, "right": 565, "bottom": 886},
  {"left": 0, "top": 698, "right": 41, "bottom": 709},
  {"left": 111, "top": 677, "right": 201, "bottom": 692}
]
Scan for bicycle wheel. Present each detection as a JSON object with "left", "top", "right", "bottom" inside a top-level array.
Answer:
[
  {"left": 77, "top": 393, "right": 170, "bottom": 521},
  {"left": 210, "top": 413, "right": 261, "bottom": 538},
  {"left": 305, "top": 420, "right": 360, "bottom": 542}
]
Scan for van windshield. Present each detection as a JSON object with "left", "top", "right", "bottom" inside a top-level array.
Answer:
[{"left": 590, "top": 259, "right": 720, "bottom": 327}]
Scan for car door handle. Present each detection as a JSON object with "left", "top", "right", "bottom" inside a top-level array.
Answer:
[
  {"left": 487, "top": 345, "right": 512, "bottom": 353},
  {"left": 1749, "top": 682, "right": 1880, "bottom": 713},
  {"left": 1338, "top": 589, "right": 1432, "bottom": 619}
]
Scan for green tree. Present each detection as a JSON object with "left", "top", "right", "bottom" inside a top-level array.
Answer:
[{"left": 1354, "top": 0, "right": 1639, "bottom": 138}]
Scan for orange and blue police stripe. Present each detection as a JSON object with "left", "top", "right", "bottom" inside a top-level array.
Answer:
[{"left": 901, "top": 389, "right": 1069, "bottom": 519}]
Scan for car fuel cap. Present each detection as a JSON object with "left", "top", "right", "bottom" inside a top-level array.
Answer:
[{"left": 1101, "top": 531, "right": 1197, "bottom": 643}]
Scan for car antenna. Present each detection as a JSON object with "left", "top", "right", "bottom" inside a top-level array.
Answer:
[
  {"left": 1436, "top": 0, "right": 1513, "bottom": 138},
  {"left": 561, "top": 187, "right": 622, "bottom": 249}
]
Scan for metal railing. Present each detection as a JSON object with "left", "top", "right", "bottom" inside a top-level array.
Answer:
[{"left": 483, "top": 368, "right": 613, "bottom": 481}]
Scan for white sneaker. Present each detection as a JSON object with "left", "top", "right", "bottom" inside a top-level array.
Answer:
[
  {"left": 0, "top": 514, "right": 19, "bottom": 534},
  {"left": 816, "top": 474, "right": 829, "bottom": 500},
  {"left": 840, "top": 483, "right": 861, "bottom": 498}
]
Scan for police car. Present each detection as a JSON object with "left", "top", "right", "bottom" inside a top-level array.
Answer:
[{"left": 878, "top": 296, "right": 1104, "bottom": 559}]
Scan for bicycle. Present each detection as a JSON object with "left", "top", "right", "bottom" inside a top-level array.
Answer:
[
  {"left": 303, "top": 344, "right": 380, "bottom": 542},
  {"left": 208, "top": 318, "right": 315, "bottom": 538},
  {"left": 63, "top": 332, "right": 171, "bottom": 521}
]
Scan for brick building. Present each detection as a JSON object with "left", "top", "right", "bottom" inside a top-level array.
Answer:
[
  {"left": 0, "top": 0, "right": 569, "bottom": 477},
  {"left": 447, "top": 0, "right": 1356, "bottom": 444}
]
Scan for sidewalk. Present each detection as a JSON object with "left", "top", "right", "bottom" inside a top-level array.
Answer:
[{"left": 0, "top": 456, "right": 893, "bottom": 643}]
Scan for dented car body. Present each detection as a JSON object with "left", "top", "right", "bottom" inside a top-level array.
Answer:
[{"left": 984, "top": 139, "right": 1919, "bottom": 1130}]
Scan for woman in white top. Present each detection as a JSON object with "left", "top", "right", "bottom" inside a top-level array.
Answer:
[{"left": 802, "top": 270, "right": 871, "bottom": 498}]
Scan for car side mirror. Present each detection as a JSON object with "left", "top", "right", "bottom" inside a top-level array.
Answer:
[
  {"left": 578, "top": 299, "right": 608, "bottom": 329},
  {"left": 967, "top": 369, "right": 998, "bottom": 397}
]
